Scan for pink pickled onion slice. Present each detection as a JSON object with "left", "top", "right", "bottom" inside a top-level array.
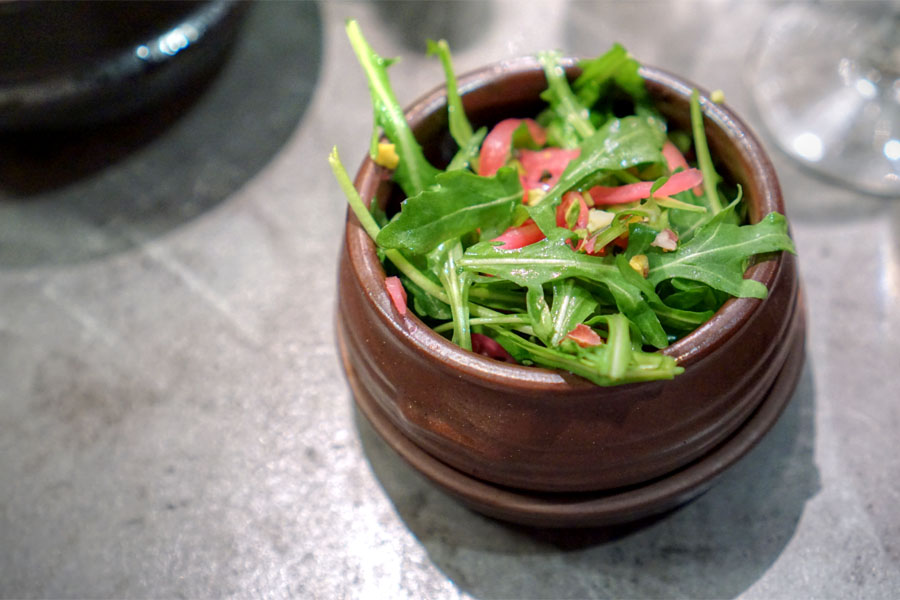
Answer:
[
  {"left": 662, "top": 141, "right": 702, "bottom": 196},
  {"left": 578, "top": 235, "right": 595, "bottom": 255},
  {"left": 491, "top": 219, "right": 546, "bottom": 249},
  {"left": 384, "top": 276, "right": 407, "bottom": 316},
  {"left": 579, "top": 231, "right": 628, "bottom": 256},
  {"left": 471, "top": 333, "right": 517, "bottom": 363},
  {"left": 662, "top": 141, "right": 690, "bottom": 173},
  {"left": 565, "top": 323, "right": 604, "bottom": 347},
  {"left": 556, "top": 191, "right": 589, "bottom": 230},
  {"left": 588, "top": 168, "right": 703, "bottom": 205},
  {"left": 579, "top": 233, "right": 601, "bottom": 255},
  {"left": 519, "top": 147, "right": 580, "bottom": 190},
  {"left": 478, "top": 118, "right": 546, "bottom": 177}
]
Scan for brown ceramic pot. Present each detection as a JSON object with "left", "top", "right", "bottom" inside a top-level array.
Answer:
[{"left": 337, "top": 57, "right": 803, "bottom": 497}]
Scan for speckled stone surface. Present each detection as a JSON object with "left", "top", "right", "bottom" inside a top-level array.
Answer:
[{"left": 1, "top": 1, "right": 898, "bottom": 598}]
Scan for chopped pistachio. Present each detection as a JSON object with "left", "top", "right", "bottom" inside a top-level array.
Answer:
[
  {"left": 586, "top": 208, "right": 615, "bottom": 233},
  {"left": 629, "top": 254, "right": 649, "bottom": 278},
  {"left": 375, "top": 142, "right": 400, "bottom": 169},
  {"left": 526, "top": 188, "right": 547, "bottom": 206}
]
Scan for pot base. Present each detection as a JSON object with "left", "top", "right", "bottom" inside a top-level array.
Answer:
[{"left": 340, "top": 307, "right": 806, "bottom": 529}]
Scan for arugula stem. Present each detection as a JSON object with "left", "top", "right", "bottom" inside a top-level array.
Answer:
[
  {"left": 587, "top": 219, "right": 630, "bottom": 252},
  {"left": 468, "top": 286, "right": 524, "bottom": 305},
  {"left": 604, "top": 313, "right": 631, "bottom": 381},
  {"left": 329, "top": 147, "right": 447, "bottom": 301},
  {"left": 433, "top": 240, "right": 472, "bottom": 350},
  {"left": 381, "top": 249, "right": 441, "bottom": 298},
  {"left": 427, "top": 38, "right": 485, "bottom": 172},
  {"left": 386, "top": 246, "right": 513, "bottom": 325},
  {"left": 346, "top": 19, "right": 438, "bottom": 196},
  {"left": 654, "top": 195, "right": 708, "bottom": 213},
  {"left": 427, "top": 39, "right": 473, "bottom": 147},
  {"left": 690, "top": 89, "right": 723, "bottom": 214},
  {"left": 386, "top": 248, "right": 511, "bottom": 323},
  {"left": 433, "top": 315, "right": 528, "bottom": 334},
  {"left": 329, "top": 147, "right": 382, "bottom": 241},
  {"left": 538, "top": 51, "right": 595, "bottom": 141},
  {"left": 614, "top": 170, "right": 643, "bottom": 184},
  {"left": 488, "top": 326, "right": 679, "bottom": 386},
  {"left": 446, "top": 128, "right": 487, "bottom": 172}
]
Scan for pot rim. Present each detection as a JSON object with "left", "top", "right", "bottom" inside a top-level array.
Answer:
[{"left": 344, "top": 56, "right": 786, "bottom": 392}]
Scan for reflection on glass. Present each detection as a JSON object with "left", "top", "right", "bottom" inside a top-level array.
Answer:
[{"left": 748, "top": 3, "right": 900, "bottom": 197}]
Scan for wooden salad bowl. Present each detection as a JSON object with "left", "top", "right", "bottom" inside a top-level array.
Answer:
[{"left": 336, "top": 57, "right": 804, "bottom": 525}]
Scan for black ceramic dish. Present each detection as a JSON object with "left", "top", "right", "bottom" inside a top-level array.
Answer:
[{"left": 0, "top": 0, "right": 247, "bottom": 131}]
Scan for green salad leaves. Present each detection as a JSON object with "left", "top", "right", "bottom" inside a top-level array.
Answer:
[{"left": 331, "top": 20, "right": 795, "bottom": 386}]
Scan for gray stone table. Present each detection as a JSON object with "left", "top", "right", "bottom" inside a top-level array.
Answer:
[{"left": 2, "top": 1, "right": 898, "bottom": 598}]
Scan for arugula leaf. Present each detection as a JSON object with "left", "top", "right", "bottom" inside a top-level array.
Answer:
[
  {"left": 662, "top": 91, "right": 743, "bottom": 242},
  {"left": 603, "top": 262, "right": 668, "bottom": 349},
  {"left": 460, "top": 229, "right": 611, "bottom": 287},
  {"left": 528, "top": 116, "right": 666, "bottom": 233},
  {"left": 427, "top": 37, "right": 487, "bottom": 172},
  {"left": 408, "top": 279, "right": 453, "bottom": 319},
  {"left": 573, "top": 42, "right": 647, "bottom": 109},
  {"left": 427, "top": 39, "right": 473, "bottom": 149},
  {"left": 667, "top": 184, "right": 740, "bottom": 244},
  {"left": 548, "top": 279, "right": 598, "bottom": 346},
  {"left": 690, "top": 88, "right": 724, "bottom": 215},
  {"left": 346, "top": 20, "right": 439, "bottom": 196},
  {"left": 526, "top": 285, "right": 554, "bottom": 346},
  {"left": 614, "top": 254, "right": 712, "bottom": 335},
  {"left": 525, "top": 280, "right": 600, "bottom": 348},
  {"left": 332, "top": 145, "right": 466, "bottom": 321},
  {"left": 539, "top": 118, "right": 581, "bottom": 150},
  {"left": 573, "top": 43, "right": 628, "bottom": 105},
  {"left": 611, "top": 55, "right": 647, "bottom": 103},
  {"left": 647, "top": 209, "right": 796, "bottom": 299},
  {"left": 623, "top": 222, "right": 658, "bottom": 259},
  {"left": 428, "top": 240, "right": 472, "bottom": 349},
  {"left": 446, "top": 126, "right": 487, "bottom": 172},
  {"left": 376, "top": 167, "right": 522, "bottom": 254},
  {"left": 661, "top": 278, "right": 720, "bottom": 310},
  {"left": 592, "top": 313, "right": 630, "bottom": 380},
  {"left": 488, "top": 313, "right": 682, "bottom": 386},
  {"left": 459, "top": 230, "right": 667, "bottom": 347},
  {"left": 469, "top": 281, "right": 527, "bottom": 310},
  {"left": 538, "top": 50, "right": 595, "bottom": 144}
]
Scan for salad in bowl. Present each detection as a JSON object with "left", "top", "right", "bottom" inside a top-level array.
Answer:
[
  {"left": 332, "top": 20, "right": 803, "bottom": 513},
  {"left": 332, "top": 21, "right": 794, "bottom": 388}
]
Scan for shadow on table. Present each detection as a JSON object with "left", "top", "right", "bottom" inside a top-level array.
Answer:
[
  {"left": 0, "top": 1, "right": 322, "bottom": 268},
  {"left": 356, "top": 358, "right": 819, "bottom": 599}
]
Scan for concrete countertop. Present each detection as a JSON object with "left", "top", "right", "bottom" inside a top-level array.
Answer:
[{"left": 2, "top": 1, "right": 898, "bottom": 598}]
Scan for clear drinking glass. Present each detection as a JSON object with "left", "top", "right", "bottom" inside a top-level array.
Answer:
[{"left": 747, "top": 2, "right": 900, "bottom": 197}]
